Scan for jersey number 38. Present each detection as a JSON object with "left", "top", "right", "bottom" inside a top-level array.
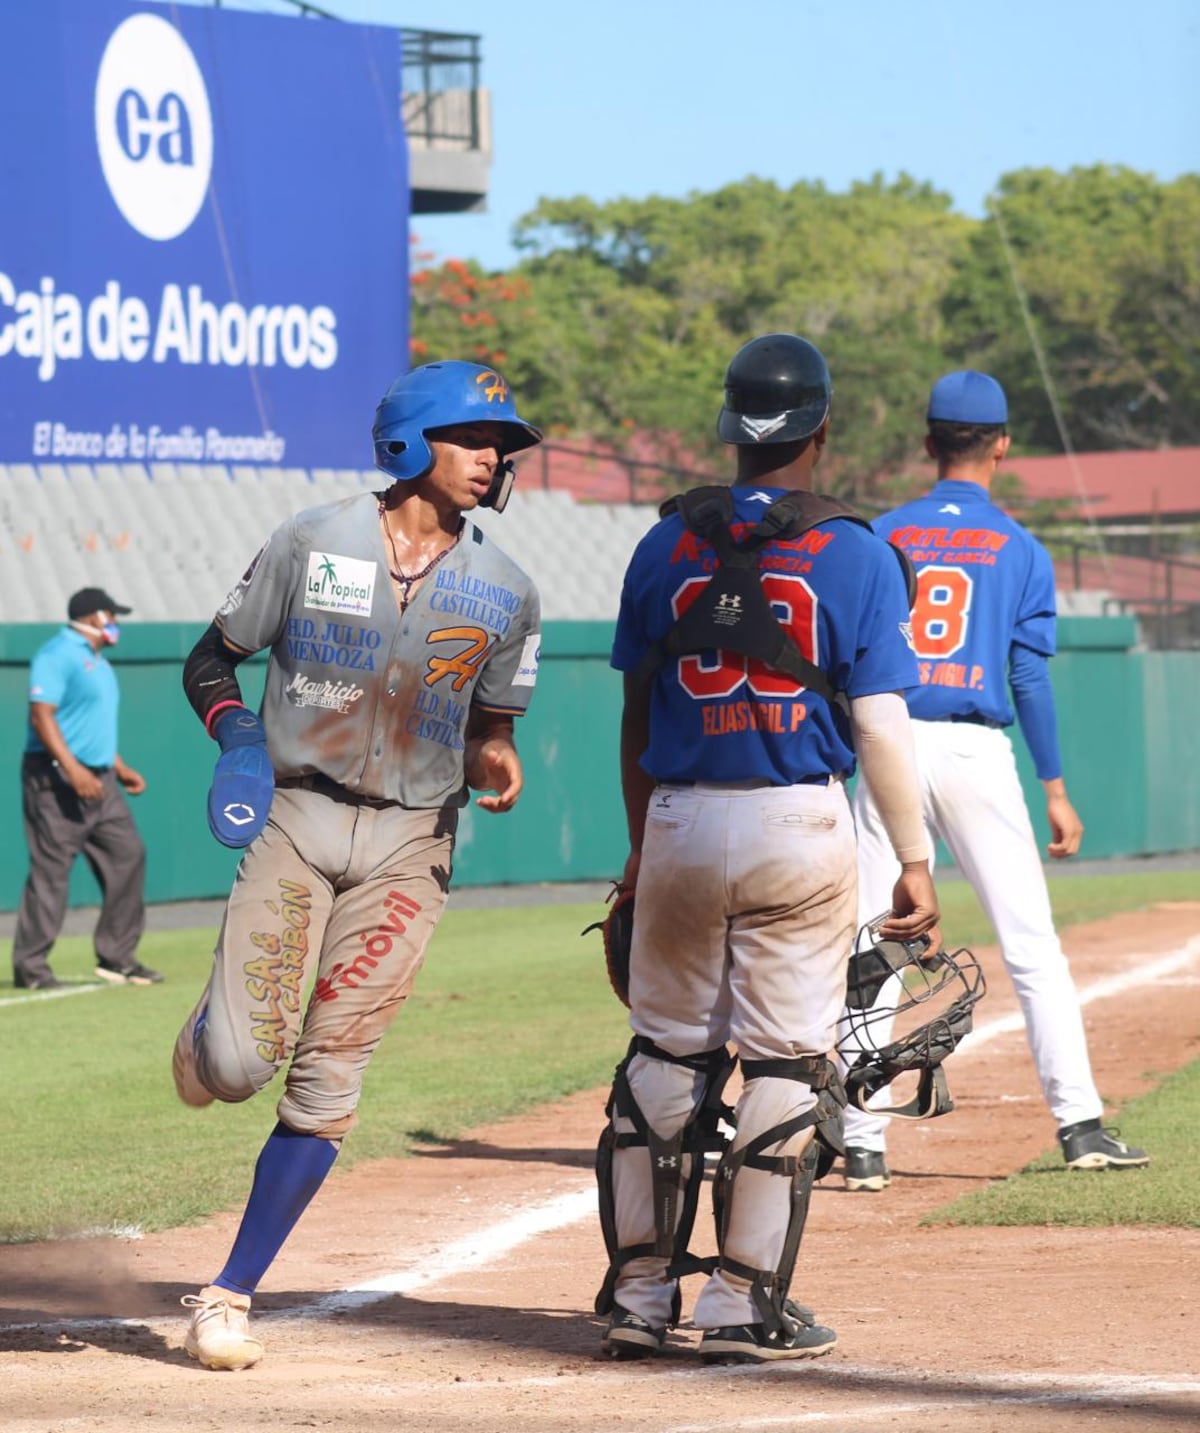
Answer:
[{"left": 670, "top": 573, "right": 818, "bottom": 699}]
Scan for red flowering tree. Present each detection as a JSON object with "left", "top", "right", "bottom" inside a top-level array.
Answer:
[{"left": 409, "top": 237, "right": 532, "bottom": 371}]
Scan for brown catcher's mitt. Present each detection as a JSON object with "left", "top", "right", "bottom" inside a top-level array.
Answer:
[{"left": 581, "top": 883, "right": 635, "bottom": 1007}]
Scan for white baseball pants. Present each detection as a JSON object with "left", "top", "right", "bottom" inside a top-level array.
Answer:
[
  {"left": 838, "top": 719, "right": 1103, "bottom": 1153},
  {"left": 613, "top": 777, "right": 857, "bottom": 1329}
]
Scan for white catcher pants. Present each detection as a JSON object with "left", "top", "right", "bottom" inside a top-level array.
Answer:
[
  {"left": 837, "top": 719, "right": 1102, "bottom": 1153},
  {"left": 612, "top": 778, "right": 857, "bottom": 1329}
]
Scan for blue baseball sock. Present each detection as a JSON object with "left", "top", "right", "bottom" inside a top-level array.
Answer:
[{"left": 212, "top": 1122, "right": 340, "bottom": 1297}]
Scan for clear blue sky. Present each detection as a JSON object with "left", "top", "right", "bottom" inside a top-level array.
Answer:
[{"left": 191, "top": 0, "right": 1198, "bottom": 271}]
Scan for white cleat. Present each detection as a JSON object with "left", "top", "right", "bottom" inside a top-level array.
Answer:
[{"left": 181, "top": 1286, "right": 264, "bottom": 1371}]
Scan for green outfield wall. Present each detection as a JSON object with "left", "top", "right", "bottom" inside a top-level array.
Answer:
[{"left": 0, "top": 617, "right": 1196, "bottom": 912}]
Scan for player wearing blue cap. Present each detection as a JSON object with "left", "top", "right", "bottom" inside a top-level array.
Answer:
[{"left": 836, "top": 370, "right": 1149, "bottom": 1190}]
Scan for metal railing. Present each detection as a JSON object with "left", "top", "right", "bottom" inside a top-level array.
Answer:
[
  {"left": 204, "top": 5, "right": 485, "bottom": 150},
  {"left": 515, "top": 441, "right": 720, "bottom": 504},
  {"left": 510, "top": 442, "right": 1200, "bottom": 648},
  {"left": 1101, "top": 594, "right": 1200, "bottom": 650},
  {"left": 1048, "top": 537, "right": 1200, "bottom": 649},
  {"left": 211, "top": 0, "right": 341, "bottom": 14},
  {"left": 400, "top": 31, "right": 483, "bottom": 150}
]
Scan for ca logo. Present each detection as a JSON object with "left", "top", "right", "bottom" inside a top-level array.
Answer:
[{"left": 94, "top": 14, "right": 213, "bottom": 241}]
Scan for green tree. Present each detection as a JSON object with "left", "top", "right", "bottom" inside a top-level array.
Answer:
[
  {"left": 943, "top": 166, "right": 1200, "bottom": 451},
  {"left": 506, "top": 175, "right": 972, "bottom": 497},
  {"left": 408, "top": 168, "right": 1197, "bottom": 501}
]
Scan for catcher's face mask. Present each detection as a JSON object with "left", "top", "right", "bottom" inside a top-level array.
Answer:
[{"left": 840, "top": 915, "right": 986, "bottom": 1122}]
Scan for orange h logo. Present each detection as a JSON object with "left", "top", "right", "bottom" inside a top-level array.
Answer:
[
  {"left": 476, "top": 370, "right": 508, "bottom": 403},
  {"left": 425, "top": 627, "right": 492, "bottom": 690}
]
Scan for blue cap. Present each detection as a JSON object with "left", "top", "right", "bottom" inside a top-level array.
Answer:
[{"left": 927, "top": 370, "right": 1008, "bottom": 425}]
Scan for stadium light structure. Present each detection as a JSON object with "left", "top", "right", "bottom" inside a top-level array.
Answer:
[{"left": 205, "top": 0, "right": 491, "bottom": 212}]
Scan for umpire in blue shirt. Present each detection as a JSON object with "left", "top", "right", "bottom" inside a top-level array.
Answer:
[{"left": 11, "top": 587, "right": 161, "bottom": 990}]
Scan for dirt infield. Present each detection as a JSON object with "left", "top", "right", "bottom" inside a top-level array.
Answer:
[{"left": 3, "top": 904, "right": 1199, "bottom": 1433}]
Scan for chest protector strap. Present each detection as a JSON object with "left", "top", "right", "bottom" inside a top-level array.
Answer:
[{"left": 638, "top": 486, "right": 912, "bottom": 707}]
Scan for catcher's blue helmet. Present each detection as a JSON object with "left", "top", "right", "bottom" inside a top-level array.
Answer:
[{"left": 372, "top": 361, "right": 542, "bottom": 483}]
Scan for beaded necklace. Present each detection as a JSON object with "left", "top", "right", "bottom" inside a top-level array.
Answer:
[{"left": 378, "top": 498, "right": 461, "bottom": 612}]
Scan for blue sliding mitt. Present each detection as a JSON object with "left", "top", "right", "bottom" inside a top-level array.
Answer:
[{"left": 207, "top": 707, "right": 274, "bottom": 849}]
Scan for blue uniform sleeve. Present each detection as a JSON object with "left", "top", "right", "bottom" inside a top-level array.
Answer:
[
  {"left": 612, "top": 528, "right": 666, "bottom": 673},
  {"left": 611, "top": 567, "right": 648, "bottom": 673},
  {"left": 1013, "top": 538, "right": 1057, "bottom": 658},
  {"left": 844, "top": 541, "right": 919, "bottom": 698},
  {"left": 28, "top": 641, "right": 69, "bottom": 706},
  {"left": 1009, "top": 643, "right": 1062, "bottom": 780}
]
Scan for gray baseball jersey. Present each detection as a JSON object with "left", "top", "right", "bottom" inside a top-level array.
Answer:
[{"left": 215, "top": 492, "right": 541, "bottom": 806}]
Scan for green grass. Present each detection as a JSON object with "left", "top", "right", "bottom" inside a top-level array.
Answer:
[
  {"left": 0, "top": 906, "right": 628, "bottom": 1242},
  {"left": 922, "top": 1059, "right": 1200, "bottom": 1228},
  {"left": 0, "top": 866, "right": 1195, "bottom": 1242}
]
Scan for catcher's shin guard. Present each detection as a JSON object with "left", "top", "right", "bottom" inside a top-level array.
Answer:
[
  {"left": 711, "top": 1056, "right": 844, "bottom": 1337},
  {"left": 595, "top": 1037, "right": 735, "bottom": 1317}
]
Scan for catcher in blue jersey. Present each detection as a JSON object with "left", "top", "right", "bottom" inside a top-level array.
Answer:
[
  {"left": 592, "top": 333, "right": 940, "bottom": 1365},
  {"left": 836, "top": 370, "right": 1149, "bottom": 1193}
]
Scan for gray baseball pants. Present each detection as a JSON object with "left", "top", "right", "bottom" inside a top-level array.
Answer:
[
  {"left": 11, "top": 753, "right": 146, "bottom": 985},
  {"left": 179, "top": 781, "right": 456, "bottom": 1139}
]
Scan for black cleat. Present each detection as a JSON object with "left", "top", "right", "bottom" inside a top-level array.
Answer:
[
  {"left": 844, "top": 1146, "right": 891, "bottom": 1192},
  {"left": 13, "top": 970, "right": 63, "bottom": 990},
  {"left": 700, "top": 1301, "right": 836, "bottom": 1364},
  {"left": 1058, "top": 1118, "right": 1149, "bottom": 1170},
  {"left": 96, "top": 959, "right": 165, "bottom": 986},
  {"left": 601, "top": 1304, "right": 667, "bottom": 1360}
]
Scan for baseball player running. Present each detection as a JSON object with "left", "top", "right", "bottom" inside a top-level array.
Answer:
[
  {"left": 172, "top": 361, "right": 544, "bottom": 1370},
  {"left": 837, "top": 370, "right": 1149, "bottom": 1192},
  {"left": 595, "top": 334, "right": 939, "bottom": 1363}
]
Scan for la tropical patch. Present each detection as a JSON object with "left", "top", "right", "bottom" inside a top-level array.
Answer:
[{"left": 305, "top": 552, "right": 376, "bottom": 617}]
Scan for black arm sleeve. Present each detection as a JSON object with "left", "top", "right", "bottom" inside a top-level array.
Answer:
[{"left": 183, "top": 622, "right": 252, "bottom": 732}]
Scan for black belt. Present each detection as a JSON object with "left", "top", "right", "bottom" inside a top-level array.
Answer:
[
  {"left": 24, "top": 752, "right": 111, "bottom": 774},
  {"left": 276, "top": 772, "right": 396, "bottom": 808},
  {"left": 667, "top": 773, "right": 836, "bottom": 788},
  {"left": 945, "top": 714, "right": 1002, "bottom": 729}
]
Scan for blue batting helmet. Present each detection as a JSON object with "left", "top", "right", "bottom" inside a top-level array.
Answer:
[{"left": 372, "top": 361, "right": 542, "bottom": 482}]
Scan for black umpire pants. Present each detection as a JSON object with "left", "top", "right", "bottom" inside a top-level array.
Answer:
[{"left": 11, "top": 753, "right": 146, "bottom": 984}]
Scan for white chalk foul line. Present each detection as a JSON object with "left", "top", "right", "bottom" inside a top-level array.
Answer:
[
  {"left": 956, "top": 934, "right": 1200, "bottom": 1055},
  {"left": 0, "top": 984, "right": 109, "bottom": 1008},
  {"left": 302, "top": 1186, "right": 598, "bottom": 1316},
  {"left": 274, "top": 1367, "right": 1200, "bottom": 1403}
]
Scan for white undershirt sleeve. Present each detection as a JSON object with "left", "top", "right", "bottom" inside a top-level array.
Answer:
[{"left": 849, "top": 691, "right": 930, "bottom": 865}]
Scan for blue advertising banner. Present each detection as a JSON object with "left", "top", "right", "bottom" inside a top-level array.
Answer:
[{"left": 0, "top": 1, "right": 408, "bottom": 469}]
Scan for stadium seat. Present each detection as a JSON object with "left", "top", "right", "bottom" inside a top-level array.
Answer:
[{"left": 0, "top": 463, "right": 652, "bottom": 622}]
